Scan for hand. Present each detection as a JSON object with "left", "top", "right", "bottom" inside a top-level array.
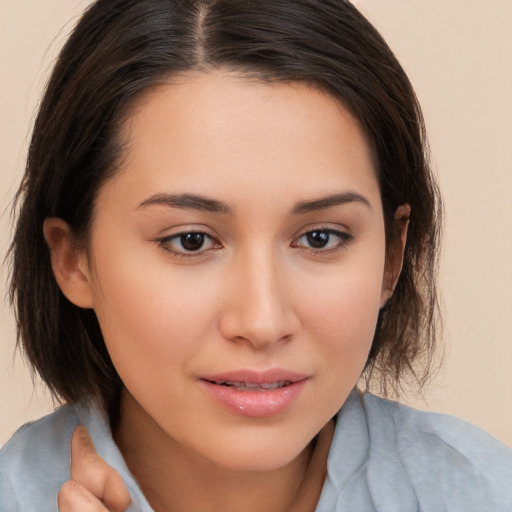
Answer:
[{"left": 58, "top": 425, "right": 132, "bottom": 512}]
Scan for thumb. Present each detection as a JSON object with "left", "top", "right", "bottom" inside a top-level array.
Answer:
[{"left": 70, "top": 425, "right": 132, "bottom": 512}]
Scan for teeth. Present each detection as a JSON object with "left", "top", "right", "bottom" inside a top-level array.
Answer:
[
  {"left": 214, "top": 380, "right": 291, "bottom": 390},
  {"left": 261, "top": 381, "right": 290, "bottom": 389}
]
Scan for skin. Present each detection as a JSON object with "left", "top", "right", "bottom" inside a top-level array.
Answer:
[
  {"left": 57, "top": 426, "right": 131, "bottom": 512},
  {"left": 46, "top": 71, "right": 408, "bottom": 512}
]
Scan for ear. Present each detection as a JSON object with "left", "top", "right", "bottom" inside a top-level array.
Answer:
[
  {"left": 43, "top": 218, "right": 94, "bottom": 309},
  {"left": 381, "top": 204, "right": 410, "bottom": 307}
]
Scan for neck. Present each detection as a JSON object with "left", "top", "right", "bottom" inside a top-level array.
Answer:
[{"left": 113, "top": 391, "right": 334, "bottom": 512}]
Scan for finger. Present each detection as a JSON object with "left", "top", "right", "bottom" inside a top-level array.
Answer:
[
  {"left": 71, "top": 425, "right": 131, "bottom": 512},
  {"left": 58, "top": 479, "right": 109, "bottom": 512}
]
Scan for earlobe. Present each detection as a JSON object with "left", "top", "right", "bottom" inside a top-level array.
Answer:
[
  {"left": 43, "top": 218, "right": 94, "bottom": 309},
  {"left": 381, "top": 204, "right": 410, "bottom": 307}
]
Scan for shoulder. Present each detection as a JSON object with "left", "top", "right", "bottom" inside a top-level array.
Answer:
[
  {"left": 0, "top": 404, "right": 82, "bottom": 511},
  {"left": 361, "top": 393, "right": 512, "bottom": 470},
  {"left": 0, "top": 402, "right": 153, "bottom": 512},
  {"left": 362, "top": 393, "right": 512, "bottom": 510}
]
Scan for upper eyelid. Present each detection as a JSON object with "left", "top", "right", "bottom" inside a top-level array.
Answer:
[
  {"left": 156, "top": 231, "right": 221, "bottom": 258},
  {"left": 155, "top": 225, "right": 353, "bottom": 249},
  {"left": 294, "top": 228, "right": 353, "bottom": 241},
  {"left": 290, "top": 228, "right": 354, "bottom": 251},
  {"left": 156, "top": 226, "right": 352, "bottom": 241},
  {"left": 160, "top": 229, "right": 214, "bottom": 239},
  {"left": 292, "top": 223, "right": 352, "bottom": 238},
  {"left": 155, "top": 223, "right": 216, "bottom": 236},
  {"left": 159, "top": 231, "right": 220, "bottom": 246}
]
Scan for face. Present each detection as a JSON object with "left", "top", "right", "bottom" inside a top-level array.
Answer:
[{"left": 64, "top": 71, "right": 395, "bottom": 471}]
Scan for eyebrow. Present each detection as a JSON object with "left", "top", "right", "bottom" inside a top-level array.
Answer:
[
  {"left": 291, "top": 191, "right": 371, "bottom": 214},
  {"left": 137, "top": 190, "right": 371, "bottom": 215},
  {"left": 138, "top": 193, "right": 232, "bottom": 214}
]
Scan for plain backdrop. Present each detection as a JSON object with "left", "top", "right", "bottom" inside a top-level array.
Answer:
[{"left": 1, "top": 0, "right": 511, "bottom": 447}]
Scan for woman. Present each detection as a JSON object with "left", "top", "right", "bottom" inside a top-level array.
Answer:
[{"left": 1, "top": 1, "right": 511, "bottom": 511}]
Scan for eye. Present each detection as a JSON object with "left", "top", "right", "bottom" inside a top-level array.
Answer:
[
  {"left": 158, "top": 231, "right": 221, "bottom": 256},
  {"left": 291, "top": 228, "right": 353, "bottom": 252}
]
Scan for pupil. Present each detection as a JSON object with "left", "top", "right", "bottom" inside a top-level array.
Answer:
[
  {"left": 181, "top": 233, "right": 205, "bottom": 251},
  {"left": 307, "top": 231, "right": 329, "bottom": 249}
]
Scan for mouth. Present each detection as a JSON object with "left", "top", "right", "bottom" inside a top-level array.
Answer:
[
  {"left": 199, "top": 369, "right": 309, "bottom": 418},
  {"left": 205, "top": 380, "right": 295, "bottom": 391}
]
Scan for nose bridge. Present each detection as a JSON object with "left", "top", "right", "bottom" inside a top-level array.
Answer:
[{"left": 220, "top": 243, "right": 297, "bottom": 347}]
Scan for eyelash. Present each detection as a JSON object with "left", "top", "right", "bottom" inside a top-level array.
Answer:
[
  {"left": 157, "top": 231, "right": 221, "bottom": 259},
  {"left": 291, "top": 228, "right": 354, "bottom": 255},
  {"left": 156, "top": 228, "right": 354, "bottom": 259}
]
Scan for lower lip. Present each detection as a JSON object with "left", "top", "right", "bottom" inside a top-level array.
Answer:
[{"left": 200, "top": 379, "right": 307, "bottom": 418}]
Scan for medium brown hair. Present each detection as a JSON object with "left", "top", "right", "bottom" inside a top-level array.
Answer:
[{"left": 9, "top": 0, "right": 442, "bottom": 416}]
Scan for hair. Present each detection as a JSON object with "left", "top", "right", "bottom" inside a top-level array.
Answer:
[{"left": 9, "top": 0, "right": 442, "bottom": 418}]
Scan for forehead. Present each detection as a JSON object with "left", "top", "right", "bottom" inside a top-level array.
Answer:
[{"left": 99, "top": 70, "right": 380, "bottom": 211}]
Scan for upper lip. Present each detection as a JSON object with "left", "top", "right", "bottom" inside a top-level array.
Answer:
[{"left": 200, "top": 368, "right": 309, "bottom": 385}]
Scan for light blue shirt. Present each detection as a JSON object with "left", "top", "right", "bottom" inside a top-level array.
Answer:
[{"left": 1, "top": 390, "right": 511, "bottom": 511}]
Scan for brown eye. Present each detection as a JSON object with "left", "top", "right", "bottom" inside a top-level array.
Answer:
[
  {"left": 159, "top": 231, "right": 220, "bottom": 256},
  {"left": 292, "top": 228, "right": 354, "bottom": 253},
  {"left": 180, "top": 232, "right": 206, "bottom": 251},
  {"left": 305, "top": 231, "right": 330, "bottom": 249}
]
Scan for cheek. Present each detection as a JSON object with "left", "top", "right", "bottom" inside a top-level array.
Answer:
[
  {"left": 310, "top": 278, "right": 381, "bottom": 369},
  {"left": 301, "top": 251, "right": 384, "bottom": 342},
  {"left": 88, "top": 250, "right": 221, "bottom": 390},
  {"left": 297, "top": 253, "right": 385, "bottom": 392}
]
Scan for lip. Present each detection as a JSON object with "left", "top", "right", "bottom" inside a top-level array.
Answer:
[{"left": 199, "top": 369, "right": 309, "bottom": 418}]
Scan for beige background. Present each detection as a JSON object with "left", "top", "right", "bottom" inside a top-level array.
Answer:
[{"left": 1, "top": 0, "right": 511, "bottom": 447}]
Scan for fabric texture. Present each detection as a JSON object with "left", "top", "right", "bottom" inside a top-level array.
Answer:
[{"left": 1, "top": 390, "right": 511, "bottom": 511}]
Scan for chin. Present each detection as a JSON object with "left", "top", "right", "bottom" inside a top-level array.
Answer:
[
  {"left": 194, "top": 427, "right": 315, "bottom": 473},
  {"left": 213, "top": 448, "right": 306, "bottom": 473}
]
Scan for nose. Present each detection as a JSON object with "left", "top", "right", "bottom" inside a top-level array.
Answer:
[{"left": 218, "top": 248, "right": 300, "bottom": 349}]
